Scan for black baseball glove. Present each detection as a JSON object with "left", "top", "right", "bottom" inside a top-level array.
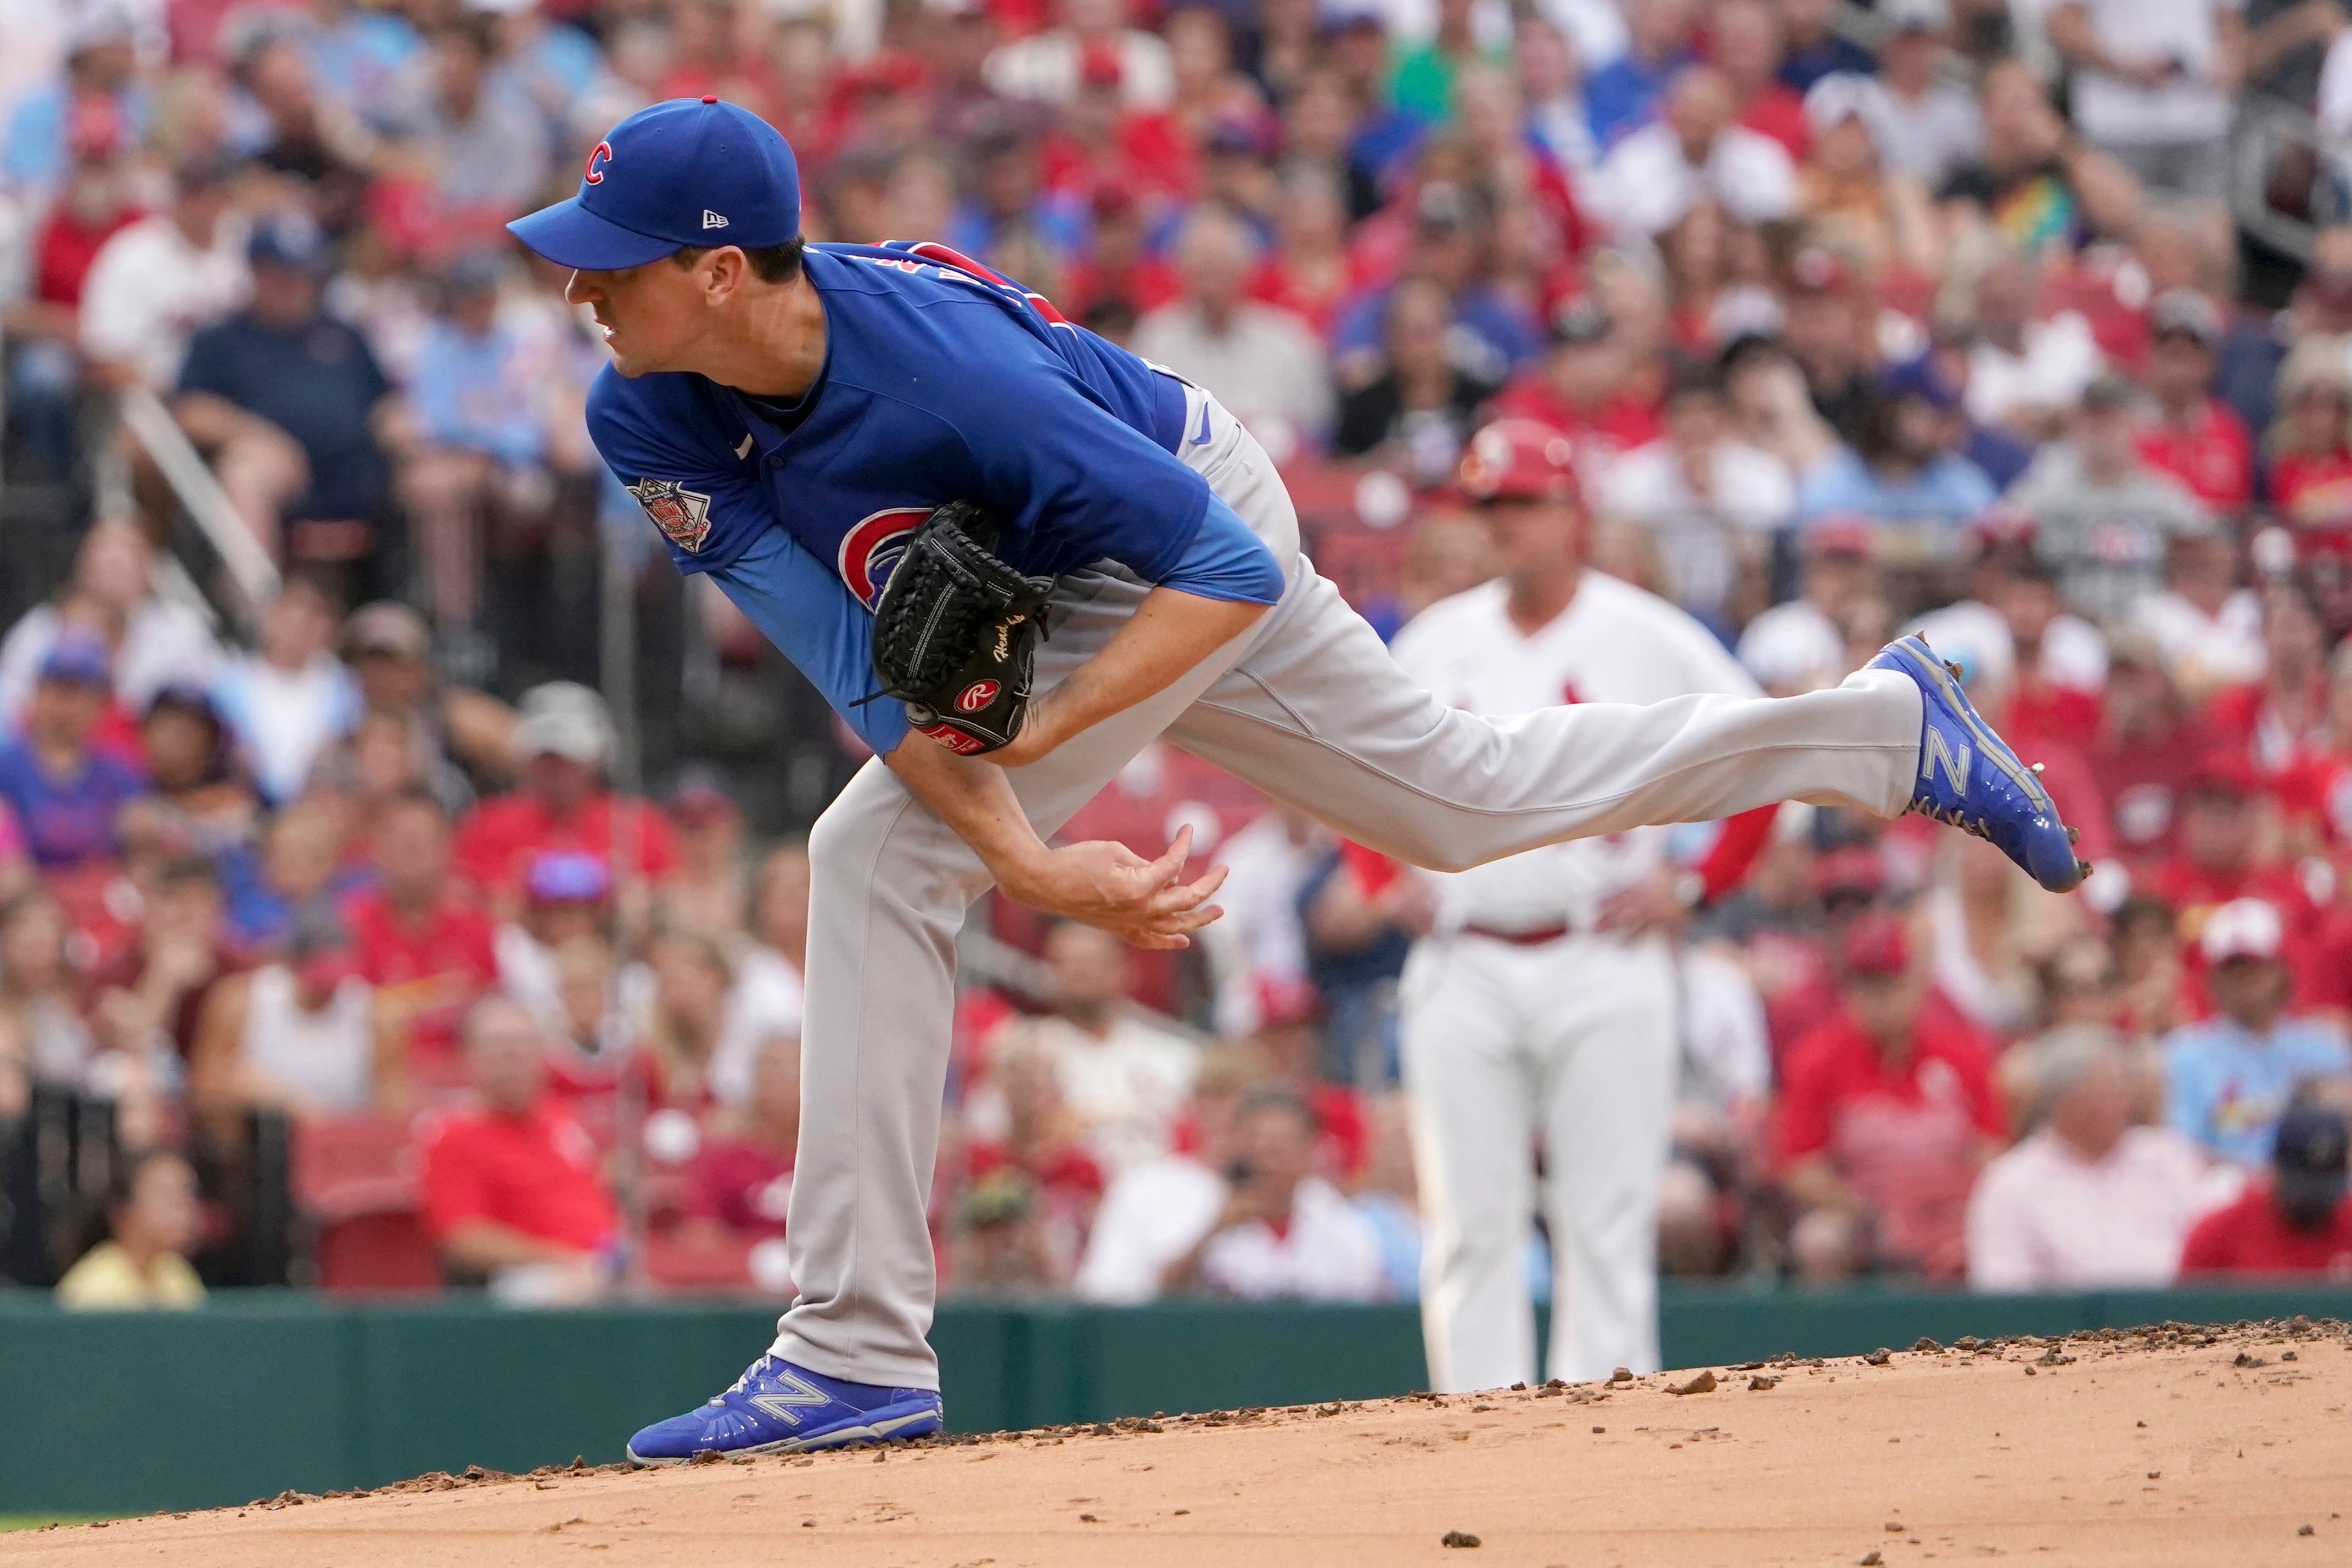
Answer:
[{"left": 866, "top": 501, "right": 1055, "bottom": 755}]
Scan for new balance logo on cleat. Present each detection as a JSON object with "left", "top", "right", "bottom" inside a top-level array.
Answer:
[
  {"left": 702, "top": 210, "right": 728, "bottom": 229},
  {"left": 746, "top": 1368, "right": 832, "bottom": 1426},
  {"left": 1922, "top": 729, "right": 1972, "bottom": 797}
]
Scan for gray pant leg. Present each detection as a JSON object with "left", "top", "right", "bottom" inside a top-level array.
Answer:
[
  {"left": 770, "top": 570, "right": 1269, "bottom": 1387},
  {"left": 1166, "top": 562, "right": 1921, "bottom": 869}
]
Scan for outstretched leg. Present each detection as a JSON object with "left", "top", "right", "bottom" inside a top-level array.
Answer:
[{"left": 1166, "top": 563, "right": 1923, "bottom": 868}]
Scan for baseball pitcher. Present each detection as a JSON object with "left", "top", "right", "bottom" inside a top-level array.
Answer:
[{"left": 505, "top": 98, "right": 2086, "bottom": 1461}]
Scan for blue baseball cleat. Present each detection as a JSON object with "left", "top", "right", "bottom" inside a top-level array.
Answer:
[
  {"left": 1866, "top": 634, "right": 2089, "bottom": 895},
  {"left": 625, "top": 1355, "right": 944, "bottom": 1465}
]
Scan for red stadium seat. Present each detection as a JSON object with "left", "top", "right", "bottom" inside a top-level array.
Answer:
[{"left": 293, "top": 1115, "right": 441, "bottom": 1294}]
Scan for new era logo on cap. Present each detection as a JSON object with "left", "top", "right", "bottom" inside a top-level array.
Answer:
[{"left": 506, "top": 96, "right": 799, "bottom": 271}]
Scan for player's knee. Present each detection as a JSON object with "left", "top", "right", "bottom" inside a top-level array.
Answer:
[{"left": 805, "top": 798, "right": 877, "bottom": 890}]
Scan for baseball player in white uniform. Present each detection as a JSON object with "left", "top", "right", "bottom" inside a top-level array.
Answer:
[
  {"left": 503, "top": 100, "right": 2087, "bottom": 1460},
  {"left": 1391, "top": 419, "right": 1769, "bottom": 1392}
]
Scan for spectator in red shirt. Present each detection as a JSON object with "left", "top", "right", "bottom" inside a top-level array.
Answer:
[
  {"left": 1248, "top": 976, "right": 1368, "bottom": 1182},
  {"left": 1776, "top": 911, "right": 2006, "bottom": 1281},
  {"left": 4, "top": 103, "right": 139, "bottom": 475},
  {"left": 1057, "top": 183, "right": 1181, "bottom": 323},
  {"left": 83, "top": 854, "right": 241, "bottom": 1062},
  {"left": 343, "top": 789, "right": 497, "bottom": 1089},
  {"left": 2278, "top": 642, "right": 2352, "bottom": 857},
  {"left": 2179, "top": 1101, "right": 2352, "bottom": 1279},
  {"left": 2132, "top": 290, "right": 2252, "bottom": 515},
  {"left": 2260, "top": 338, "right": 2352, "bottom": 545},
  {"left": 2089, "top": 631, "right": 2209, "bottom": 873},
  {"left": 452, "top": 682, "right": 676, "bottom": 920},
  {"left": 682, "top": 1031, "right": 801, "bottom": 1244},
  {"left": 2147, "top": 751, "right": 2332, "bottom": 1016},
  {"left": 1487, "top": 300, "right": 1662, "bottom": 486},
  {"left": 1713, "top": 0, "right": 1809, "bottom": 160},
  {"left": 1247, "top": 165, "right": 1367, "bottom": 336},
  {"left": 2205, "top": 583, "right": 2334, "bottom": 778},
  {"left": 418, "top": 993, "right": 619, "bottom": 1302}
]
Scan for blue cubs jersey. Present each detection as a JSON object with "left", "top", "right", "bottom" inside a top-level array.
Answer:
[
  {"left": 586, "top": 241, "right": 1208, "bottom": 598},
  {"left": 585, "top": 240, "right": 1284, "bottom": 758}
]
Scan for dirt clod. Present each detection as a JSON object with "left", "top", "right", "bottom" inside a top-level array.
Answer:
[
  {"left": 1865, "top": 1349, "right": 1892, "bottom": 1367},
  {"left": 1667, "top": 1372, "right": 1717, "bottom": 1396},
  {"left": 1440, "top": 1530, "right": 1481, "bottom": 1548},
  {"left": 1748, "top": 1376, "right": 1780, "bottom": 1391},
  {"left": 1861, "top": 1553, "right": 1883, "bottom": 1565}
]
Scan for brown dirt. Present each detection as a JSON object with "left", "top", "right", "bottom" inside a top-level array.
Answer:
[{"left": 12, "top": 1320, "right": 2352, "bottom": 1567}]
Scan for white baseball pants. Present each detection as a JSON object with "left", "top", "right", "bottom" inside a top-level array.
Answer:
[
  {"left": 1402, "top": 932, "right": 1679, "bottom": 1392},
  {"left": 768, "top": 387, "right": 1923, "bottom": 1387}
]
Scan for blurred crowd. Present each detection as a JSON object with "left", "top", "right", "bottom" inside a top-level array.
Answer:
[{"left": 9, "top": 0, "right": 2352, "bottom": 1312}]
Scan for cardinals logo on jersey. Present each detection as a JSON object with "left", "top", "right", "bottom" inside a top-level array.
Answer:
[
  {"left": 838, "top": 505, "right": 930, "bottom": 605},
  {"left": 625, "top": 477, "right": 712, "bottom": 553}
]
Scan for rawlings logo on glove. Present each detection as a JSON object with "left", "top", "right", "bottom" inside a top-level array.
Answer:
[{"left": 863, "top": 501, "right": 1054, "bottom": 754}]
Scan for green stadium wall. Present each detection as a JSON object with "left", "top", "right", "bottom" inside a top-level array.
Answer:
[{"left": 2, "top": 1283, "right": 2347, "bottom": 1516}]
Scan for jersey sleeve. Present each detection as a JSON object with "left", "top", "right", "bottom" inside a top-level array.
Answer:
[
  {"left": 706, "top": 524, "right": 912, "bottom": 757},
  {"left": 1154, "top": 493, "right": 1285, "bottom": 604},
  {"left": 586, "top": 367, "right": 776, "bottom": 578}
]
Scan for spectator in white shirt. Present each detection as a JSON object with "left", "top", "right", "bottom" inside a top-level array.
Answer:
[
  {"left": 1599, "top": 359, "right": 1794, "bottom": 627},
  {"left": 966, "top": 921, "right": 1198, "bottom": 1176},
  {"left": 1132, "top": 207, "right": 1333, "bottom": 462},
  {"left": 210, "top": 574, "right": 363, "bottom": 806},
  {"left": 1873, "top": 0, "right": 1984, "bottom": 186},
  {"left": 2047, "top": 0, "right": 2246, "bottom": 203},
  {"left": 984, "top": 0, "right": 1175, "bottom": 110},
  {"left": 1073, "top": 1046, "right": 1260, "bottom": 1303},
  {"left": 1591, "top": 64, "right": 1795, "bottom": 238},
  {"left": 2134, "top": 529, "right": 2267, "bottom": 700},
  {"left": 0, "top": 519, "right": 223, "bottom": 726},
  {"left": 77, "top": 157, "right": 250, "bottom": 392},
  {"left": 1966, "top": 1027, "right": 2237, "bottom": 1291},
  {"left": 708, "top": 842, "right": 809, "bottom": 1108},
  {"left": 1160, "top": 1088, "right": 1386, "bottom": 1301},
  {"left": 1737, "top": 517, "right": 1878, "bottom": 694},
  {"left": 1962, "top": 250, "right": 2104, "bottom": 436}
]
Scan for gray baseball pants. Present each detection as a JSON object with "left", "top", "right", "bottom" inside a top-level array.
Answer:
[{"left": 768, "top": 386, "right": 1922, "bottom": 1387}]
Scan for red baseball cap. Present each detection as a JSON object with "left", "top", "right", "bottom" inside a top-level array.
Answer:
[
  {"left": 1840, "top": 910, "right": 1912, "bottom": 976},
  {"left": 1805, "top": 515, "right": 1877, "bottom": 558},
  {"left": 2186, "top": 750, "right": 2263, "bottom": 800},
  {"left": 1456, "top": 419, "right": 1582, "bottom": 505}
]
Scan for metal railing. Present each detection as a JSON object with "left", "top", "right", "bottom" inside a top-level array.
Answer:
[{"left": 110, "top": 385, "right": 281, "bottom": 622}]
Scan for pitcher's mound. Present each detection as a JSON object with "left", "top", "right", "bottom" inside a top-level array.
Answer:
[{"left": 9, "top": 1320, "right": 2350, "bottom": 1567}]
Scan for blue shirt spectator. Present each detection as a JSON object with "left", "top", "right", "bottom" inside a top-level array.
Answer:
[
  {"left": 1962, "top": 421, "right": 2036, "bottom": 492},
  {"left": 177, "top": 216, "right": 396, "bottom": 525},
  {"left": 412, "top": 257, "right": 549, "bottom": 470},
  {"left": 300, "top": 0, "right": 424, "bottom": 126},
  {"left": 0, "top": 638, "right": 147, "bottom": 871},
  {"left": 1796, "top": 447, "right": 1999, "bottom": 527},
  {"left": 2166, "top": 899, "right": 2351, "bottom": 1167},
  {"left": 2166, "top": 1014, "right": 2350, "bottom": 1167},
  {"left": 1331, "top": 281, "right": 1541, "bottom": 387},
  {"left": 1584, "top": 47, "right": 1692, "bottom": 148}
]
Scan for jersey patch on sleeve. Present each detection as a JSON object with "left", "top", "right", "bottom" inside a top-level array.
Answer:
[{"left": 625, "top": 477, "right": 714, "bottom": 553}]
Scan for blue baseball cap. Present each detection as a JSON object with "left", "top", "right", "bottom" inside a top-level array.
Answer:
[
  {"left": 37, "top": 631, "right": 111, "bottom": 689},
  {"left": 526, "top": 850, "right": 613, "bottom": 905},
  {"left": 508, "top": 97, "right": 801, "bottom": 272}
]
